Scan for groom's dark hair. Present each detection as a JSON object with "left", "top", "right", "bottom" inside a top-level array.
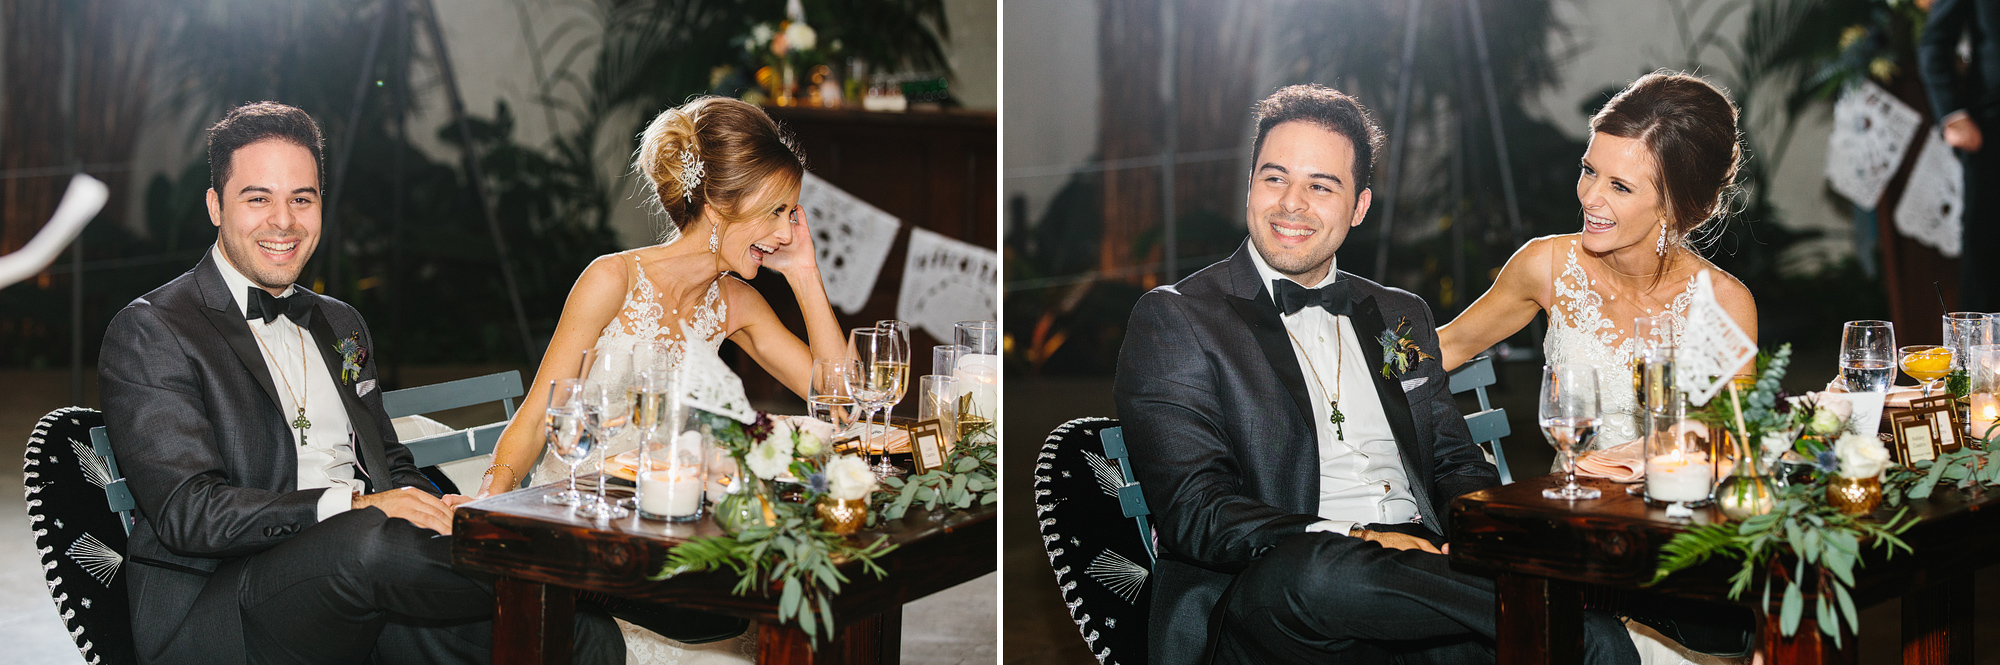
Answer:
[
  {"left": 207, "top": 101, "right": 325, "bottom": 193},
  {"left": 1251, "top": 85, "right": 1384, "bottom": 197}
]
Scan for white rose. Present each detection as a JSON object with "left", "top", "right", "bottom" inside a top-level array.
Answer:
[
  {"left": 827, "top": 454, "right": 875, "bottom": 501},
  {"left": 765, "top": 418, "right": 796, "bottom": 449},
  {"left": 751, "top": 24, "right": 775, "bottom": 45},
  {"left": 785, "top": 22, "right": 817, "bottom": 52},
  {"left": 796, "top": 430, "right": 825, "bottom": 457},
  {"left": 1834, "top": 431, "right": 1891, "bottom": 479},
  {"left": 745, "top": 434, "right": 796, "bottom": 480}
]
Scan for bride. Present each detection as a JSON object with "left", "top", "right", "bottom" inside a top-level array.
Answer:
[
  {"left": 1439, "top": 71, "right": 1759, "bottom": 452},
  {"left": 477, "top": 96, "right": 845, "bottom": 662}
]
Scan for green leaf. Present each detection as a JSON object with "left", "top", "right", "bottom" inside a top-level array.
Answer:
[
  {"left": 1780, "top": 580, "right": 1803, "bottom": 636},
  {"left": 1833, "top": 579, "right": 1859, "bottom": 634}
]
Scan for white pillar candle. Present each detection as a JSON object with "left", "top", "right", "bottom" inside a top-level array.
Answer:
[
  {"left": 641, "top": 465, "right": 704, "bottom": 518},
  {"left": 1646, "top": 450, "right": 1712, "bottom": 503},
  {"left": 1972, "top": 394, "right": 2000, "bottom": 442}
]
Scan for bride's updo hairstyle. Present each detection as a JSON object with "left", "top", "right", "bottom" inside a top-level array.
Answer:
[
  {"left": 635, "top": 96, "right": 804, "bottom": 236},
  {"left": 1589, "top": 71, "right": 1744, "bottom": 251}
]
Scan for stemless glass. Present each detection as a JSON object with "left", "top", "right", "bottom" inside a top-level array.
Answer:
[
  {"left": 1899, "top": 345, "right": 1953, "bottom": 397},
  {"left": 1540, "top": 364, "right": 1603, "bottom": 501},
  {"left": 1840, "top": 320, "right": 1896, "bottom": 392},
  {"left": 918, "top": 374, "right": 961, "bottom": 454},
  {"left": 543, "top": 379, "right": 591, "bottom": 505},
  {"left": 1945, "top": 313, "right": 1995, "bottom": 393}
]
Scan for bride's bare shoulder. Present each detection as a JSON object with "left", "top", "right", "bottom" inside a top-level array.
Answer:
[{"left": 569, "top": 252, "right": 633, "bottom": 298}]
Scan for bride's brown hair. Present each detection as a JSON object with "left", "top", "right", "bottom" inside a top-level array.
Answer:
[
  {"left": 1589, "top": 71, "right": 1744, "bottom": 252},
  {"left": 635, "top": 96, "right": 804, "bottom": 237}
]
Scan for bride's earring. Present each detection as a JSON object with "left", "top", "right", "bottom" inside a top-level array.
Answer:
[
  {"left": 709, "top": 223, "right": 720, "bottom": 254},
  {"left": 1655, "top": 224, "right": 1667, "bottom": 256}
]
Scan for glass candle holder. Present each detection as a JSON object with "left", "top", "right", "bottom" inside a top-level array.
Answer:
[
  {"left": 1968, "top": 344, "right": 2000, "bottom": 443},
  {"left": 637, "top": 427, "right": 707, "bottom": 522},
  {"left": 917, "top": 374, "right": 960, "bottom": 453}
]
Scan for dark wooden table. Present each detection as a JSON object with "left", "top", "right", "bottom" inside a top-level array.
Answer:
[
  {"left": 452, "top": 478, "right": 996, "bottom": 665},
  {"left": 1451, "top": 473, "right": 2000, "bottom": 664}
]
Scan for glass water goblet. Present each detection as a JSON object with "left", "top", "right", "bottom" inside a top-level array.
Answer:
[
  {"left": 809, "top": 358, "right": 862, "bottom": 443},
  {"left": 1540, "top": 364, "right": 1603, "bottom": 501},
  {"left": 1840, "top": 320, "right": 1896, "bottom": 392},
  {"left": 543, "top": 379, "right": 591, "bottom": 505}
]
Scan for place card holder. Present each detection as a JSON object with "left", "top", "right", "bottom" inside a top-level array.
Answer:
[
  {"left": 1890, "top": 407, "right": 1950, "bottom": 466},
  {"left": 1910, "top": 395, "right": 1966, "bottom": 450},
  {"left": 908, "top": 419, "right": 947, "bottom": 473}
]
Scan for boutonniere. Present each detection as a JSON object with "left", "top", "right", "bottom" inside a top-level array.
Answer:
[
  {"left": 1377, "top": 319, "right": 1436, "bottom": 379},
  {"left": 334, "top": 333, "right": 368, "bottom": 384}
]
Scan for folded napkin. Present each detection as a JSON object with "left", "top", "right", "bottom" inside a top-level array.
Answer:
[
  {"left": 1822, "top": 378, "right": 1924, "bottom": 408},
  {"left": 1575, "top": 440, "right": 1645, "bottom": 482}
]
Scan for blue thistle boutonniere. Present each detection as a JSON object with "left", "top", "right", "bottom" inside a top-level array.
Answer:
[
  {"left": 334, "top": 333, "right": 368, "bottom": 385},
  {"left": 1378, "top": 319, "right": 1437, "bottom": 379}
]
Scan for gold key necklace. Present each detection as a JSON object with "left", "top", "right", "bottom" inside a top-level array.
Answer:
[
  {"left": 1285, "top": 324, "right": 1345, "bottom": 441},
  {"left": 249, "top": 321, "right": 312, "bottom": 443}
]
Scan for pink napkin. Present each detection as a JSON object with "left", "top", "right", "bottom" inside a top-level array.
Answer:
[{"left": 1575, "top": 440, "right": 1644, "bottom": 482}]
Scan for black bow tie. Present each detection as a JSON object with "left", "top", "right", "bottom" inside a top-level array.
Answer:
[
  {"left": 244, "top": 287, "right": 315, "bottom": 328},
  {"left": 1273, "top": 278, "right": 1353, "bottom": 316}
]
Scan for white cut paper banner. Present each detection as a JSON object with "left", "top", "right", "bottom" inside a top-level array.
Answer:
[
  {"left": 896, "top": 227, "right": 998, "bottom": 343},
  {"left": 1826, "top": 81, "right": 1922, "bottom": 210},
  {"left": 1893, "top": 130, "right": 1964, "bottom": 258},
  {"left": 799, "top": 171, "right": 900, "bottom": 315},
  {"left": 1678, "top": 270, "right": 1758, "bottom": 407}
]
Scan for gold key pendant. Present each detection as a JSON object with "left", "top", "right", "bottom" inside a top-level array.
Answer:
[
  {"left": 1328, "top": 399, "right": 1346, "bottom": 440},
  {"left": 292, "top": 407, "right": 312, "bottom": 441}
]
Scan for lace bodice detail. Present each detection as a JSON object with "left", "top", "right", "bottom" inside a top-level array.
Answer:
[
  {"left": 1545, "top": 240, "right": 1697, "bottom": 450},
  {"left": 598, "top": 253, "right": 729, "bottom": 374}
]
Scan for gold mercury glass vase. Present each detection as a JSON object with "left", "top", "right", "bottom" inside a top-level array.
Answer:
[
  {"left": 815, "top": 497, "right": 868, "bottom": 535},
  {"left": 1827, "top": 475, "right": 1884, "bottom": 515}
]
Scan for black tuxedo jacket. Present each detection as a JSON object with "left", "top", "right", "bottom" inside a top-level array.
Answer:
[
  {"left": 1113, "top": 242, "right": 1498, "bottom": 665},
  {"left": 98, "top": 251, "right": 435, "bottom": 665},
  {"left": 1922, "top": 0, "right": 2000, "bottom": 125}
]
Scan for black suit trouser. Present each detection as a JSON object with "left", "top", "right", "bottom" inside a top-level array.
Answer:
[
  {"left": 1963, "top": 142, "right": 2000, "bottom": 312},
  {"left": 224, "top": 506, "right": 622, "bottom": 665},
  {"left": 1213, "top": 529, "right": 1639, "bottom": 665}
]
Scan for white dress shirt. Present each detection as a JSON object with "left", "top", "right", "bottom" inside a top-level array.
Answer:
[
  {"left": 211, "top": 245, "right": 362, "bottom": 521},
  {"left": 1246, "top": 250, "right": 1420, "bottom": 536}
]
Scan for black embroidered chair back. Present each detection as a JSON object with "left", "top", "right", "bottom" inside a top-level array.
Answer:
[
  {"left": 1035, "top": 416, "right": 1154, "bottom": 665},
  {"left": 24, "top": 407, "right": 135, "bottom": 665}
]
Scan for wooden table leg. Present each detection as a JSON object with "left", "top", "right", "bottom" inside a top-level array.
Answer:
[
  {"left": 1757, "top": 612, "right": 1855, "bottom": 664},
  {"left": 756, "top": 609, "right": 905, "bottom": 665},
  {"left": 1494, "top": 573, "right": 1584, "bottom": 665},
  {"left": 494, "top": 577, "right": 575, "bottom": 665},
  {"left": 1902, "top": 575, "right": 1973, "bottom": 665}
]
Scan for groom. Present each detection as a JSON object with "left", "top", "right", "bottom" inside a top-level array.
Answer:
[
  {"left": 98, "top": 102, "right": 618, "bottom": 665},
  {"left": 1114, "top": 85, "right": 1639, "bottom": 664}
]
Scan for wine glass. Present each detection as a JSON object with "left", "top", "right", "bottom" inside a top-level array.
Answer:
[
  {"left": 576, "top": 343, "right": 635, "bottom": 520},
  {"left": 874, "top": 322, "right": 912, "bottom": 477},
  {"left": 1540, "top": 364, "right": 1603, "bottom": 501},
  {"left": 543, "top": 379, "right": 591, "bottom": 506},
  {"left": 850, "top": 328, "right": 905, "bottom": 479},
  {"left": 1840, "top": 320, "right": 1896, "bottom": 392},
  {"left": 1900, "top": 345, "right": 1954, "bottom": 397},
  {"left": 809, "top": 358, "right": 862, "bottom": 438}
]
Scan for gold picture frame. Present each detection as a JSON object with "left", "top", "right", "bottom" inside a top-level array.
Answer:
[
  {"left": 1890, "top": 408, "right": 1945, "bottom": 465},
  {"left": 1910, "top": 395, "right": 1966, "bottom": 451},
  {"left": 908, "top": 419, "right": 947, "bottom": 474}
]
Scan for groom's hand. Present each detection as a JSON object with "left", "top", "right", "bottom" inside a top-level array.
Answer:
[
  {"left": 352, "top": 486, "right": 456, "bottom": 535},
  {"left": 1351, "top": 528, "right": 1442, "bottom": 554}
]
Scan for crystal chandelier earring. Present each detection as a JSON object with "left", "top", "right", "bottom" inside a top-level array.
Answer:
[
  {"left": 1656, "top": 223, "right": 1668, "bottom": 256},
  {"left": 709, "top": 222, "right": 720, "bottom": 254}
]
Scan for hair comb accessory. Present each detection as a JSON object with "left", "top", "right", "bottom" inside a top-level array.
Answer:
[{"left": 678, "top": 149, "right": 705, "bottom": 202}]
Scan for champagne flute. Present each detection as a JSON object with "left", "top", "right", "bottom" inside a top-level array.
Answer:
[
  {"left": 1840, "top": 320, "right": 1896, "bottom": 392},
  {"left": 1540, "top": 364, "right": 1603, "bottom": 501},
  {"left": 543, "top": 379, "right": 591, "bottom": 505},
  {"left": 1900, "top": 345, "right": 1953, "bottom": 397},
  {"left": 873, "top": 322, "right": 912, "bottom": 478}
]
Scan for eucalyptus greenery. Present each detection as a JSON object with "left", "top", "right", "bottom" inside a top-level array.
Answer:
[
  {"left": 1650, "top": 481, "right": 1913, "bottom": 646},
  {"left": 653, "top": 499, "right": 897, "bottom": 646},
  {"left": 874, "top": 442, "right": 998, "bottom": 522}
]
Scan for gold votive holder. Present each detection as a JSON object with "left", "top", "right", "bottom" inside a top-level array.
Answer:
[
  {"left": 1827, "top": 476, "right": 1884, "bottom": 515},
  {"left": 815, "top": 497, "right": 868, "bottom": 535}
]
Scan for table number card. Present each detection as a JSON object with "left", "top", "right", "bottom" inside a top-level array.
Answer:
[
  {"left": 896, "top": 227, "right": 998, "bottom": 343},
  {"left": 1893, "top": 130, "right": 1965, "bottom": 258},
  {"left": 908, "top": 419, "right": 946, "bottom": 473},
  {"left": 799, "top": 172, "right": 902, "bottom": 315},
  {"left": 1891, "top": 408, "right": 1947, "bottom": 465},
  {"left": 1826, "top": 81, "right": 1923, "bottom": 210}
]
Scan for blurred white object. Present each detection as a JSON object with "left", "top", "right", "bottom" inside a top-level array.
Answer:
[{"left": 0, "top": 173, "right": 107, "bottom": 289}]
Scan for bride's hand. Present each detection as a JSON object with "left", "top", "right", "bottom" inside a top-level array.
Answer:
[{"left": 762, "top": 206, "right": 820, "bottom": 279}]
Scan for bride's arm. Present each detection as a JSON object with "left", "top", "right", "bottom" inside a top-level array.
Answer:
[
  {"left": 476, "top": 256, "right": 628, "bottom": 496},
  {"left": 1437, "top": 237, "right": 1556, "bottom": 370},
  {"left": 729, "top": 207, "right": 844, "bottom": 398}
]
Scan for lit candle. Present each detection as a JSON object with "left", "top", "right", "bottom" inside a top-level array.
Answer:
[
  {"left": 1646, "top": 448, "right": 1713, "bottom": 503},
  {"left": 1971, "top": 394, "right": 2000, "bottom": 442},
  {"left": 641, "top": 465, "right": 704, "bottom": 519}
]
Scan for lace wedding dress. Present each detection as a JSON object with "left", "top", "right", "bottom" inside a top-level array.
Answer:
[
  {"left": 1544, "top": 238, "right": 1698, "bottom": 454},
  {"left": 530, "top": 252, "right": 758, "bottom": 665}
]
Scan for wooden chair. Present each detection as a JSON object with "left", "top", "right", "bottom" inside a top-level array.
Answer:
[{"left": 1447, "top": 354, "right": 1514, "bottom": 484}]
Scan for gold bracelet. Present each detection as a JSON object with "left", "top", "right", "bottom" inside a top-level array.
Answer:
[{"left": 482, "top": 463, "right": 516, "bottom": 483}]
